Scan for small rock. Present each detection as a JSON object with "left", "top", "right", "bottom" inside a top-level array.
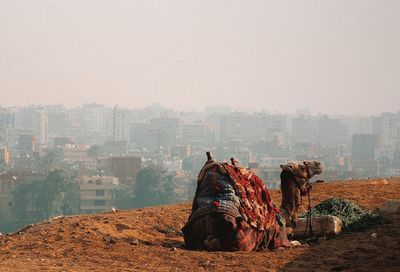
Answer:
[
  {"left": 50, "top": 216, "right": 64, "bottom": 221},
  {"left": 128, "top": 239, "right": 139, "bottom": 245},
  {"left": 371, "top": 233, "right": 377, "bottom": 238},
  {"left": 379, "top": 199, "right": 400, "bottom": 214},
  {"left": 116, "top": 223, "right": 131, "bottom": 231},
  {"left": 171, "top": 247, "right": 177, "bottom": 251}
]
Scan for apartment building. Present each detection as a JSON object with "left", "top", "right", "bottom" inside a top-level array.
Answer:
[{"left": 79, "top": 176, "right": 119, "bottom": 214}]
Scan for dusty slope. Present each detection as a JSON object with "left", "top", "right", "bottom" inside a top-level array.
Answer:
[{"left": 0, "top": 178, "right": 400, "bottom": 272}]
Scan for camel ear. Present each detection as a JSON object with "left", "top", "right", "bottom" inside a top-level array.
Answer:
[{"left": 280, "top": 164, "right": 284, "bottom": 169}]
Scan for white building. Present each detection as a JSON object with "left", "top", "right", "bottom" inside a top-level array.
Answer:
[{"left": 79, "top": 176, "right": 119, "bottom": 214}]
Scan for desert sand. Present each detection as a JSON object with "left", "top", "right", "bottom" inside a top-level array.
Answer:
[{"left": 0, "top": 178, "right": 399, "bottom": 272}]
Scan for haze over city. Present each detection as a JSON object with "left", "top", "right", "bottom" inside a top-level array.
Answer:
[
  {"left": 2, "top": 1, "right": 400, "bottom": 271},
  {"left": 1, "top": 0, "right": 400, "bottom": 114}
]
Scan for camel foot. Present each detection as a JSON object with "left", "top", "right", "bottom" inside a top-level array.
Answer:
[{"left": 290, "top": 240, "right": 301, "bottom": 246}]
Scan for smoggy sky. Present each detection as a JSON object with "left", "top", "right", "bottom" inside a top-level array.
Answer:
[{"left": 1, "top": 0, "right": 399, "bottom": 114}]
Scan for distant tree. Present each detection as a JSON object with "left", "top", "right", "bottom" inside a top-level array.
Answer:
[
  {"left": 33, "top": 171, "right": 64, "bottom": 218},
  {"left": 11, "top": 170, "right": 80, "bottom": 229},
  {"left": 12, "top": 181, "right": 36, "bottom": 225},
  {"left": 61, "top": 174, "right": 81, "bottom": 215},
  {"left": 182, "top": 156, "right": 203, "bottom": 173},
  {"left": 42, "top": 149, "right": 57, "bottom": 172},
  {"left": 161, "top": 174, "right": 187, "bottom": 204},
  {"left": 134, "top": 164, "right": 185, "bottom": 207},
  {"left": 112, "top": 185, "right": 135, "bottom": 210},
  {"left": 134, "top": 164, "right": 165, "bottom": 207},
  {"left": 182, "top": 157, "right": 194, "bottom": 172}
]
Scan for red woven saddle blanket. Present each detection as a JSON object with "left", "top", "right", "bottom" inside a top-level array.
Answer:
[{"left": 222, "top": 163, "right": 278, "bottom": 231}]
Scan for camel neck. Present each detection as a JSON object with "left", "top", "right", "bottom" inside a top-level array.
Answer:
[{"left": 280, "top": 175, "right": 302, "bottom": 227}]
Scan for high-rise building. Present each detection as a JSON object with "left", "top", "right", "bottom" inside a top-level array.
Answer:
[
  {"left": 113, "top": 106, "right": 129, "bottom": 142},
  {"left": 351, "top": 134, "right": 380, "bottom": 177},
  {"left": 129, "top": 122, "right": 146, "bottom": 148},
  {"left": 352, "top": 134, "right": 380, "bottom": 161},
  {"left": 182, "top": 122, "right": 206, "bottom": 146},
  {"left": 291, "top": 114, "right": 318, "bottom": 145},
  {"left": 18, "top": 134, "right": 36, "bottom": 153},
  {"left": 0, "top": 147, "right": 10, "bottom": 166},
  {"left": 33, "top": 108, "right": 48, "bottom": 149},
  {"left": 81, "top": 103, "right": 108, "bottom": 136},
  {"left": 381, "top": 112, "right": 400, "bottom": 147},
  {"left": 0, "top": 107, "right": 17, "bottom": 128},
  {"left": 318, "top": 115, "right": 348, "bottom": 147}
]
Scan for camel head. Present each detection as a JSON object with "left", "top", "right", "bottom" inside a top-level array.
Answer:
[{"left": 280, "top": 160, "right": 323, "bottom": 180}]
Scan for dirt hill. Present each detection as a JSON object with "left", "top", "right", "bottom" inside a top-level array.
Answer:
[{"left": 1, "top": 178, "right": 400, "bottom": 272}]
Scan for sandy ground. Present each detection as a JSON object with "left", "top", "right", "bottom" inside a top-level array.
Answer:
[{"left": 0, "top": 178, "right": 400, "bottom": 272}]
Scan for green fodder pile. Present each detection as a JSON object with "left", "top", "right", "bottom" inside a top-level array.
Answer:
[{"left": 304, "top": 198, "right": 388, "bottom": 232}]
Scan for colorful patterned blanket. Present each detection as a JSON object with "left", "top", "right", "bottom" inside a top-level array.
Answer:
[
  {"left": 184, "top": 161, "right": 290, "bottom": 251},
  {"left": 222, "top": 163, "right": 278, "bottom": 231}
]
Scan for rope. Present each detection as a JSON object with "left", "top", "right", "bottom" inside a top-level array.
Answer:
[{"left": 303, "top": 184, "right": 314, "bottom": 236}]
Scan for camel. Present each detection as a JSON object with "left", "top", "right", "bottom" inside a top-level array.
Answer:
[
  {"left": 182, "top": 152, "right": 323, "bottom": 251},
  {"left": 279, "top": 161, "right": 323, "bottom": 235}
]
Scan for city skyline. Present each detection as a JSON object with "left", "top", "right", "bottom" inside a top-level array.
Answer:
[{"left": 1, "top": 102, "right": 400, "bottom": 117}]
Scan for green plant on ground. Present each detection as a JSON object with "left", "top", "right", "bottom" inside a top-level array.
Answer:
[{"left": 301, "top": 198, "right": 389, "bottom": 232}]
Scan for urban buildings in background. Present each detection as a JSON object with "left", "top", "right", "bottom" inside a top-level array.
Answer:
[{"left": 1, "top": 103, "right": 400, "bottom": 221}]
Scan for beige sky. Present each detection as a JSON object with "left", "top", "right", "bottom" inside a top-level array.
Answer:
[{"left": 1, "top": 0, "right": 399, "bottom": 114}]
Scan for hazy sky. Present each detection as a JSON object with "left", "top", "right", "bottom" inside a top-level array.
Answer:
[{"left": 1, "top": 0, "right": 399, "bottom": 114}]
